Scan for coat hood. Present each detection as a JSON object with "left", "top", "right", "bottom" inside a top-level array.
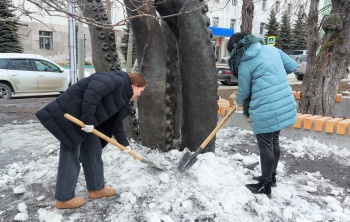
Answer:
[
  {"left": 228, "top": 35, "right": 265, "bottom": 77},
  {"left": 241, "top": 43, "right": 262, "bottom": 61}
]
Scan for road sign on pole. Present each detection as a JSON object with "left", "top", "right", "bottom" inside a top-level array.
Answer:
[{"left": 267, "top": 36, "right": 276, "bottom": 46}]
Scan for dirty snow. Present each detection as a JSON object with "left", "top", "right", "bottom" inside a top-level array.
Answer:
[{"left": 0, "top": 123, "right": 350, "bottom": 221}]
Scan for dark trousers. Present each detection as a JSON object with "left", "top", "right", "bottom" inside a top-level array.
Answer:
[
  {"left": 256, "top": 131, "right": 280, "bottom": 182},
  {"left": 55, "top": 133, "right": 105, "bottom": 201}
]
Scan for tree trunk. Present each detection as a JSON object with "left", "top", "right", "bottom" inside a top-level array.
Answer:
[
  {"left": 79, "top": 0, "right": 120, "bottom": 72},
  {"left": 240, "top": 0, "right": 254, "bottom": 34},
  {"left": 161, "top": 20, "right": 182, "bottom": 151},
  {"left": 124, "top": 0, "right": 169, "bottom": 149},
  {"left": 300, "top": 0, "right": 350, "bottom": 116},
  {"left": 157, "top": 0, "right": 218, "bottom": 152}
]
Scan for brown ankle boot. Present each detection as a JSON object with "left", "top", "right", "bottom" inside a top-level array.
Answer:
[
  {"left": 56, "top": 197, "right": 85, "bottom": 209},
  {"left": 88, "top": 187, "right": 117, "bottom": 199}
]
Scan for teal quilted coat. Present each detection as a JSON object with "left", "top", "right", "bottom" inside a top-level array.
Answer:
[{"left": 235, "top": 43, "right": 298, "bottom": 134}]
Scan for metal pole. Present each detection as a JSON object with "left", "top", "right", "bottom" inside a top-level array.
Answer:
[
  {"left": 77, "top": 21, "right": 84, "bottom": 80},
  {"left": 126, "top": 27, "right": 133, "bottom": 73},
  {"left": 68, "top": 1, "right": 77, "bottom": 84}
]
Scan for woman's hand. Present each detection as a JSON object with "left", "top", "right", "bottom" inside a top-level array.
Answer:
[{"left": 81, "top": 125, "right": 94, "bottom": 133}]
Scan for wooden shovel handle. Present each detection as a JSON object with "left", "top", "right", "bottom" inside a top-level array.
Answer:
[
  {"left": 200, "top": 106, "right": 236, "bottom": 149},
  {"left": 64, "top": 113, "right": 143, "bottom": 161}
]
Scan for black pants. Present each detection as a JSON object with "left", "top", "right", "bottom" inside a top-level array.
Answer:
[{"left": 256, "top": 131, "right": 280, "bottom": 182}]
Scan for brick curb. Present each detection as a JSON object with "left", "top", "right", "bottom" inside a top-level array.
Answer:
[{"left": 217, "top": 99, "right": 350, "bottom": 148}]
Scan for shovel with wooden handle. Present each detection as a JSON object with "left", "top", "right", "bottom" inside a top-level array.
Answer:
[
  {"left": 177, "top": 106, "right": 236, "bottom": 173},
  {"left": 64, "top": 113, "right": 164, "bottom": 170}
]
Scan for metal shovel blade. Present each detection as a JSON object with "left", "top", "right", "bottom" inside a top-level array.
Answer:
[
  {"left": 140, "top": 158, "right": 164, "bottom": 171},
  {"left": 177, "top": 148, "right": 202, "bottom": 173}
]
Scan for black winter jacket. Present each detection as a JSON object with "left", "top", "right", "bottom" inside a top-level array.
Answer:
[{"left": 35, "top": 71, "right": 133, "bottom": 150}]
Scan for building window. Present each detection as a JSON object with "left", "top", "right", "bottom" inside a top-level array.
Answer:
[
  {"left": 260, "top": 23, "right": 265, "bottom": 34},
  {"left": 212, "top": 17, "right": 219, "bottom": 27},
  {"left": 261, "top": 0, "right": 267, "bottom": 11},
  {"left": 214, "top": 0, "right": 219, "bottom": 3},
  {"left": 275, "top": 1, "right": 280, "bottom": 13},
  {"left": 230, "top": 19, "right": 236, "bottom": 30},
  {"left": 39, "top": 31, "right": 53, "bottom": 50},
  {"left": 288, "top": 3, "right": 293, "bottom": 14},
  {"left": 299, "top": 5, "right": 304, "bottom": 14},
  {"left": 232, "top": 0, "right": 238, "bottom": 6}
]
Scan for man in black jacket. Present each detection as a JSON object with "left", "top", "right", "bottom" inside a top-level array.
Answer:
[{"left": 36, "top": 71, "right": 146, "bottom": 209}]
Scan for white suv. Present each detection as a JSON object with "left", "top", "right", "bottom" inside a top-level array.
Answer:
[{"left": 0, "top": 53, "right": 70, "bottom": 99}]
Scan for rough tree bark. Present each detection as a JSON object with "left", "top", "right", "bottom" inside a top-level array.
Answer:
[
  {"left": 80, "top": 0, "right": 217, "bottom": 152},
  {"left": 160, "top": 20, "right": 182, "bottom": 150},
  {"left": 156, "top": 0, "right": 218, "bottom": 152},
  {"left": 240, "top": 0, "right": 254, "bottom": 34},
  {"left": 79, "top": 0, "right": 120, "bottom": 72},
  {"left": 78, "top": 0, "right": 140, "bottom": 143},
  {"left": 124, "top": 0, "right": 169, "bottom": 149},
  {"left": 300, "top": 0, "right": 350, "bottom": 116}
]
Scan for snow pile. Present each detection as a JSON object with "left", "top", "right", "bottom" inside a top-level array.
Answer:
[{"left": 0, "top": 123, "right": 349, "bottom": 221}]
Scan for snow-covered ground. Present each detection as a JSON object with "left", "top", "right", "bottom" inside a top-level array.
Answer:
[{"left": 0, "top": 122, "right": 350, "bottom": 222}]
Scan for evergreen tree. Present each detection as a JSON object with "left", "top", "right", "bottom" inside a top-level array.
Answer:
[
  {"left": 264, "top": 9, "right": 279, "bottom": 45},
  {"left": 120, "top": 22, "right": 136, "bottom": 65},
  {"left": 0, "top": 0, "right": 23, "bottom": 53},
  {"left": 277, "top": 11, "right": 294, "bottom": 54},
  {"left": 292, "top": 12, "right": 308, "bottom": 50}
]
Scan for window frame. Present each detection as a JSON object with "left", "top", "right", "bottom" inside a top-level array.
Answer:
[
  {"left": 230, "top": 19, "right": 236, "bottom": 30},
  {"left": 275, "top": 1, "right": 280, "bottom": 13},
  {"left": 262, "top": 0, "right": 267, "bottom": 11},
  {"left": 260, "top": 23, "right": 266, "bottom": 35},
  {"left": 39, "top": 31, "right": 53, "bottom": 50},
  {"left": 212, "top": 17, "right": 219, "bottom": 27}
]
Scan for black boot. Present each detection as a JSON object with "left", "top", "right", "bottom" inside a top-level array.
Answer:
[
  {"left": 246, "top": 178, "right": 272, "bottom": 197},
  {"left": 252, "top": 172, "right": 277, "bottom": 187}
]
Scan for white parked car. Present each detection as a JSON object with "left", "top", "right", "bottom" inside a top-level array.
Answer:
[
  {"left": 0, "top": 53, "right": 90, "bottom": 99},
  {"left": 294, "top": 54, "right": 349, "bottom": 80}
]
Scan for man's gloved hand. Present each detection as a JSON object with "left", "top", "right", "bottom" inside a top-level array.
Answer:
[{"left": 81, "top": 125, "right": 94, "bottom": 133}]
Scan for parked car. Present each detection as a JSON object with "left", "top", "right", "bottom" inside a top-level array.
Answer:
[
  {"left": 0, "top": 53, "right": 89, "bottom": 99},
  {"left": 216, "top": 63, "right": 238, "bottom": 85},
  {"left": 289, "top": 49, "right": 307, "bottom": 62},
  {"left": 294, "top": 54, "right": 349, "bottom": 80}
]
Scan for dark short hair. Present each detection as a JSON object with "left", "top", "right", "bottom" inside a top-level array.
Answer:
[
  {"left": 129, "top": 72, "right": 146, "bottom": 87},
  {"left": 227, "top": 32, "right": 248, "bottom": 53}
]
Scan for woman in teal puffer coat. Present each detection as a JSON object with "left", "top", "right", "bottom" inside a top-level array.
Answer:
[{"left": 227, "top": 32, "right": 298, "bottom": 197}]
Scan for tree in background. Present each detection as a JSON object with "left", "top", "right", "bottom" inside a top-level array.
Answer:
[
  {"left": 277, "top": 11, "right": 293, "bottom": 54},
  {"left": 292, "top": 12, "right": 308, "bottom": 50},
  {"left": 264, "top": 9, "right": 279, "bottom": 46},
  {"left": 300, "top": 0, "right": 350, "bottom": 116},
  {"left": 240, "top": 0, "right": 254, "bottom": 34},
  {"left": 120, "top": 22, "right": 137, "bottom": 65},
  {"left": 0, "top": 0, "right": 23, "bottom": 53}
]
